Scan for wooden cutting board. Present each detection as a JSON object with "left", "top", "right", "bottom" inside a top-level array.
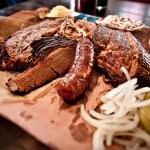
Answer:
[{"left": 0, "top": 70, "right": 112, "bottom": 150}]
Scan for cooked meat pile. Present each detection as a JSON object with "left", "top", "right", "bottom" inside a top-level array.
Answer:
[
  {"left": 7, "top": 36, "right": 76, "bottom": 93},
  {"left": 0, "top": 19, "right": 61, "bottom": 71},
  {"left": 132, "top": 27, "right": 150, "bottom": 54},
  {"left": 92, "top": 24, "right": 150, "bottom": 87},
  {"left": 0, "top": 17, "right": 150, "bottom": 94}
]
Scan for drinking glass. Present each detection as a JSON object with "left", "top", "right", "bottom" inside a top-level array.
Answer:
[{"left": 75, "top": 0, "right": 98, "bottom": 15}]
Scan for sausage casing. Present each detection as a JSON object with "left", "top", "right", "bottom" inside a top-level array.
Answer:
[{"left": 57, "top": 38, "right": 95, "bottom": 101}]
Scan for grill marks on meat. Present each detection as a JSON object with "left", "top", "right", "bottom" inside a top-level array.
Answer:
[
  {"left": 92, "top": 24, "right": 150, "bottom": 87},
  {"left": 7, "top": 36, "right": 76, "bottom": 93},
  {"left": 1, "top": 20, "right": 60, "bottom": 71}
]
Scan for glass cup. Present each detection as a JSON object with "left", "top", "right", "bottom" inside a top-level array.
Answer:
[
  {"left": 96, "top": 0, "right": 108, "bottom": 16},
  {"left": 75, "top": 0, "right": 98, "bottom": 15}
]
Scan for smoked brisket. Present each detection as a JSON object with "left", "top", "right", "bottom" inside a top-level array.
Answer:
[
  {"left": 1, "top": 20, "right": 61, "bottom": 71},
  {"left": 6, "top": 36, "right": 76, "bottom": 93},
  {"left": 92, "top": 24, "right": 150, "bottom": 87}
]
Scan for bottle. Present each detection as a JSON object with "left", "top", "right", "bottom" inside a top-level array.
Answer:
[
  {"left": 75, "top": 0, "right": 98, "bottom": 15},
  {"left": 96, "top": 0, "right": 108, "bottom": 16}
]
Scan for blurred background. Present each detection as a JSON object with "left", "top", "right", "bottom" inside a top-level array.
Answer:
[{"left": 0, "top": 0, "right": 150, "bottom": 9}]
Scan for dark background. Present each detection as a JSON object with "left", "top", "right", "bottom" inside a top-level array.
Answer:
[{"left": 0, "top": 0, "right": 150, "bottom": 9}]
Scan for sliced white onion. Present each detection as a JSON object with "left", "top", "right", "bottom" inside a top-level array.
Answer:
[
  {"left": 128, "top": 98, "right": 150, "bottom": 108},
  {"left": 105, "top": 131, "right": 114, "bottom": 146},
  {"left": 133, "top": 87, "right": 150, "bottom": 97},
  {"left": 89, "top": 109, "right": 116, "bottom": 119},
  {"left": 101, "top": 78, "right": 137, "bottom": 101},
  {"left": 93, "top": 128, "right": 105, "bottom": 150},
  {"left": 100, "top": 101, "right": 117, "bottom": 115},
  {"left": 115, "top": 128, "right": 150, "bottom": 146},
  {"left": 81, "top": 105, "right": 139, "bottom": 131},
  {"left": 113, "top": 138, "right": 135, "bottom": 147},
  {"left": 121, "top": 66, "right": 131, "bottom": 80},
  {"left": 81, "top": 67, "right": 150, "bottom": 150}
]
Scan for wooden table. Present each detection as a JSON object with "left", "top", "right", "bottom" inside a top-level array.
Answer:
[
  {"left": 0, "top": 0, "right": 150, "bottom": 25},
  {"left": 106, "top": 0, "right": 150, "bottom": 25},
  {"left": 0, "top": 117, "right": 50, "bottom": 150}
]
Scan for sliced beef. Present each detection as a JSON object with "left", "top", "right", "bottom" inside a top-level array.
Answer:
[
  {"left": 92, "top": 24, "right": 150, "bottom": 87},
  {"left": 6, "top": 36, "right": 76, "bottom": 93},
  {"left": 1, "top": 19, "right": 61, "bottom": 71},
  {"left": 126, "top": 32, "right": 150, "bottom": 87},
  {"left": 30, "top": 36, "right": 75, "bottom": 67}
]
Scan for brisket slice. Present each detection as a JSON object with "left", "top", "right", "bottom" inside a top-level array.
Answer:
[
  {"left": 7, "top": 48, "right": 76, "bottom": 93},
  {"left": 92, "top": 24, "right": 150, "bottom": 87},
  {"left": 30, "top": 36, "right": 75, "bottom": 67},
  {"left": 6, "top": 36, "right": 76, "bottom": 93},
  {"left": 1, "top": 19, "right": 61, "bottom": 71}
]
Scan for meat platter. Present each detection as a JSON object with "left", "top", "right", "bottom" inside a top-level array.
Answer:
[{"left": 0, "top": 6, "right": 150, "bottom": 150}]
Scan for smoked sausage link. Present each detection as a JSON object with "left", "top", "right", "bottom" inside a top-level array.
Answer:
[{"left": 57, "top": 38, "right": 95, "bottom": 101}]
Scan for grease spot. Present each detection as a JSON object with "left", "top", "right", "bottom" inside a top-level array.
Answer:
[
  {"left": 72, "top": 107, "right": 80, "bottom": 123},
  {"left": 24, "top": 100, "right": 37, "bottom": 105},
  {"left": 20, "top": 111, "right": 33, "bottom": 121},
  {"left": 69, "top": 110, "right": 73, "bottom": 113},
  {"left": 50, "top": 96, "right": 57, "bottom": 104},
  {"left": 86, "top": 71, "right": 98, "bottom": 92},
  {"left": 50, "top": 120, "right": 55, "bottom": 124},
  {"left": 59, "top": 101, "right": 71, "bottom": 111},
  {"left": 69, "top": 123, "right": 91, "bottom": 142}
]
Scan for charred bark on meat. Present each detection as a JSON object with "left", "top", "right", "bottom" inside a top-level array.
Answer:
[
  {"left": 92, "top": 24, "right": 150, "bottom": 87},
  {"left": 6, "top": 36, "right": 76, "bottom": 93},
  {"left": 30, "top": 36, "right": 76, "bottom": 67},
  {"left": 0, "top": 20, "right": 61, "bottom": 71}
]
